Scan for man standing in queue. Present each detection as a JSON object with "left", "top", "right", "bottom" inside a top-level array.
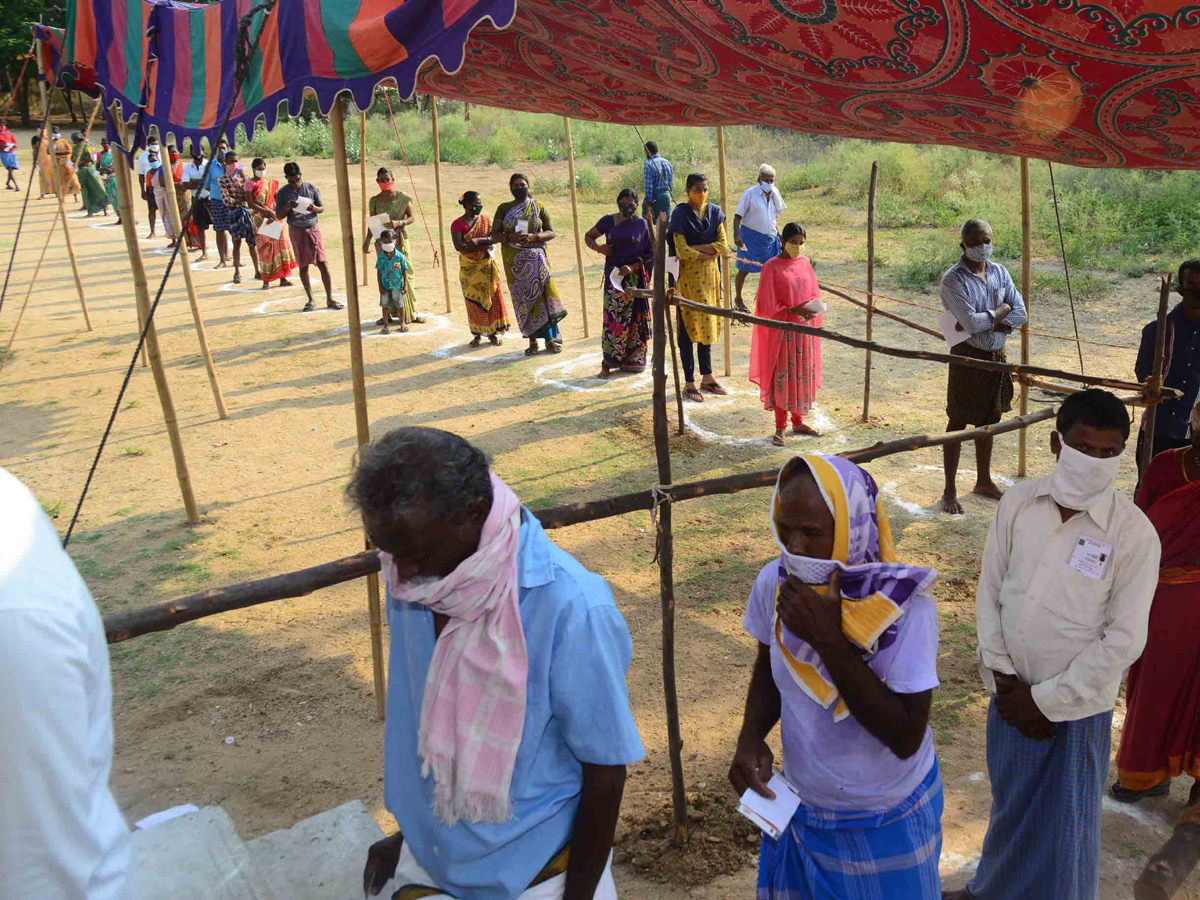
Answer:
[
  {"left": 642, "top": 141, "right": 674, "bottom": 226},
  {"left": 733, "top": 164, "right": 787, "bottom": 314},
  {"left": 351, "top": 427, "right": 643, "bottom": 900},
  {"left": 938, "top": 218, "right": 1027, "bottom": 514}
]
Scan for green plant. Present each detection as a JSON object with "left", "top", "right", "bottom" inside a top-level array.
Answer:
[
  {"left": 574, "top": 163, "right": 601, "bottom": 193},
  {"left": 122, "top": 447, "right": 147, "bottom": 457}
]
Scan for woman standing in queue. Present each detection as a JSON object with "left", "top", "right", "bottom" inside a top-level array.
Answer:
[
  {"left": 668, "top": 172, "right": 728, "bottom": 401},
  {"left": 749, "top": 222, "right": 823, "bottom": 446},
  {"left": 492, "top": 173, "right": 567, "bottom": 356},
  {"left": 363, "top": 167, "right": 425, "bottom": 329},
  {"left": 450, "top": 190, "right": 511, "bottom": 346},
  {"left": 245, "top": 157, "right": 296, "bottom": 290},
  {"left": 730, "top": 454, "right": 942, "bottom": 898},
  {"left": 585, "top": 188, "right": 653, "bottom": 377}
]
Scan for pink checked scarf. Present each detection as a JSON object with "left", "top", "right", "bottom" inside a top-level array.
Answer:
[{"left": 379, "top": 472, "right": 527, "bottom": 826}]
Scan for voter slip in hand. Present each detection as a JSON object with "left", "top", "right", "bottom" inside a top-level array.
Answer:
[{"left": 737, "top": 772, "right": 801, "bottom": 840}]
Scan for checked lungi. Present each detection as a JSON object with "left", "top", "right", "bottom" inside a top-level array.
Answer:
[
  {"left": 737, "top": 225, "right": 781, "bottom": 274},
  {"left": 945, "top": 342, "right": 1013, "bottom": 427},
  {"left": 756, "top": 762, "right": 943, "bottom": 899},
  {"left": 966, "top": 700, "right": 1110, "bottom": 900}
]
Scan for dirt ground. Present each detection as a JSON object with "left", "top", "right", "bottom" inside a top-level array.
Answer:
[{"left": 2, "top": 131, "right": 1195, "bottom": 898}]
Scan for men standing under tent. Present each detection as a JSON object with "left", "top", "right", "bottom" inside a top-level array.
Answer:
[
  {"left": 349, "top": 427, "right": 643, "bottom": 900},
  {"left": 642, "top": 141, "right": 674, "bottom": 225},
  {"left": 0, "top": 467, "right": 131, "bottom": 899},
  {"left": 135, "top": 135, "right": 160, "bottom": 236},
  {"left": 937, "top": 218, "right": 1026, "bottom": 515},
  {"left": 1, "top": 117, "right": 20, "bottom": 190},
  {"left": 182, "top": 142, "right": 212, "bottom": 261},
  {"left": 948, "top": 390, "right": 1160, "bottom": 900},
  {"left": 276, "top": 161, "right": 342, "bottom": 313},
  {"left": 733, "top": 164, "right": 787, "bottom": 314},
  {"left": 1133, "top": 259, "right": 1200, "bottom": 482},
  {"left": 217, "top": 150, "right": 262, "bottom": 285},
  {"left": 206, "top": 141, "right": 233, "bottom": 269}
]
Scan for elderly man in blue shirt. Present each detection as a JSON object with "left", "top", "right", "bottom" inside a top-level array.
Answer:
[
  {"left": 350, "top": 427, "right": 644, "bottom": 900},
  {"left": 938, "top": 218, "right": 1027, "bottom": 515},
  {"left": 642, "top": 141, "right": 674, "bottom": 225}
]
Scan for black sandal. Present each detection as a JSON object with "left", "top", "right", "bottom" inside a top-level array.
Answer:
[
  {"left": 1110, "top": 781, "right": 1171, "bottom": 803},
  {"left": 685, "top": 387, "right": 704, "bottom": 402}
]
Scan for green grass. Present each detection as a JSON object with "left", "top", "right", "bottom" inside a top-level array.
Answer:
[{"left": 122, "top": 446, "right": 146, "bottom": 457}]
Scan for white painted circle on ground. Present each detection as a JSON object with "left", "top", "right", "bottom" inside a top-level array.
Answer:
[
  {"left": 532, "top": 351, "right": 652, "bottom": 394},
  {"left": 332, "top": 313, "right": 453, "bottom": 339},
  {"left": 430, "top": 340, "right": 526, "bottom": 364}
]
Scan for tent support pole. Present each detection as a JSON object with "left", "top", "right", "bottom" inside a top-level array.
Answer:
[
  {"left": 113, "top": 138, "right": 200, "bottom": 525},
  {"left": 430, "top": 99, "right": 452, "bottom": 314},
  {"left": 563, "top": 117, "right": 589, "bottom": 338},
  {"left": 1140, "top": 277, "right": 1171, "bottom": 477},
  {"left": 159, "top": 157, "right": 228, "bottom": 419},
  {"left": 717, "top": 125, "right": 731, "bottom": 377},
  {"left": 862, "top": 160, "right": 877, "bottom": 422},
  {"left": 360, "top": 111, "right": 369, "bottom": 287},
  {"left": 1, "top": 206, "right": 60, "bottom": 371},
  {"left": 1018, "top": 157, "right": 1031, "bottom": 477},
  {"left": 664, "top": 305, "right": 686, "bottom": 435},
  {"left": 331, "top": 98, "right": 387, "bottom": 723}
]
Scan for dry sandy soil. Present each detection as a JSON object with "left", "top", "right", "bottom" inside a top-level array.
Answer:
[{"left": 1, "top": 132, "right": 1194, "bottom": 898}]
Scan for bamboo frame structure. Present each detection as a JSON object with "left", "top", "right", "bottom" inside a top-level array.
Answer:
[
  {"left": 822, "top": 284, "right": 941, "bottom": 339},
  {"left": 1018, "top": 158, "right": 1032, "bottom": 476},
  {"left": 1140, "top": 277, "right": 1172, "bottom": 475},
  {"left": 360, "top": 112, "right": 369, "bottom": 288},
  {"left": 0, "top": 207, "right": 61, "bottom": 372},
  {"left": 862, "top": 160, "right": 877, "bottom": 421},
  {"left": 158, "top": 160, "right": 228, "bottom": 419},
  {"left": 112, "top": 141, "right": 200, "bottom": 525},
  {"left": 430, "top": 100, "right": 453, "bottom": 314},
  {"left": 330, "top": 100, "right": 388, "bottom": 722},
  {"left": 717, "top": 126, "right": 732, "bottom": 377},
  {"left": 562, "top": 117, "right": 589, "bottom": 338}
]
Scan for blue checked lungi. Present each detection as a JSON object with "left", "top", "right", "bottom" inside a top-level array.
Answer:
[
  {"left": 757, "top": 760, "right": 943, "bottom": 899},
  {"left": 737, "top": 225, "right": 781, "bottom": 274},
  {"left": 967, "top": 699, "right": 1111, "bottom": 900},
  {"left": 228, "top": 206, "right": 255, "bottom": 241},
  {"left": 208, "top": 196, "right": 232, "bottom": 232}
]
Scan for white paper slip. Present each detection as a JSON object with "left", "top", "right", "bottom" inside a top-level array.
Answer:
[
  {"left": 665, "top": 255, "right": 680, "bottom": 280},
  {"left": 609, "top": 268, "right": 626, "bottom": 293},
  {"left": 367, "top": 212, "right": 390, "bottom": 239},
  {"left": 292, "top": 195, "right": 312, "bottom": 213},
  {"left": 514, "top": 219, "right": 529, "bottom": 234},
  {"left": 738, "top": 772, "right": 801, "bottom": 840},
  {"left": 800, "top": 298, "right": 828, "bottom": 315},
  {"left": 135, "top": 804, "right": 199, "bottom": 830},
  {"left": 257, "top": 219, "right": 283, "bottom": 240},
  {"left": 937, "top": 309, "right": 971, "bottom": 348},
  {"left": 1069, "top": 535, "right": 1113, "bottom": 580}
]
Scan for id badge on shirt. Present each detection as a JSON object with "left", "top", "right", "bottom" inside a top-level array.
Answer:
[{"left": 1068, "top": 536, "right": 1113, "bottom": 580}]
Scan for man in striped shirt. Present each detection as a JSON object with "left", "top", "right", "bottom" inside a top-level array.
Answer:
[
  {"left": 938, "top": 218, "right": 1027, "bottom": 515},
  {"left": 642, "top": 141, "right": 674, "bottom": 224}
]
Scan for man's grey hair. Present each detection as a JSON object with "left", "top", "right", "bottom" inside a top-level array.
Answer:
[
  {"left": 960, "top": 218, "right": 991, "bottom": 241},
  {"left": 758, "top": 163, "right": 776, "bottom": 180},
  {"left": 346, "top": 427, "right": 492, "bottom": 536}
]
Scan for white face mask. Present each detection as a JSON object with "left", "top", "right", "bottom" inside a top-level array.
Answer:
[
  {"left": 771, "top": 473, "right": 839, "bottom": 584},
  {"left": 964, "top": 243, "right": 993, "bottom": 264},
  {"left": 381, "top": 242, "right": 395, "bottom": 253},
  {"left": 1049, "top": 433, "right": 1123, "bottom": 510},
  {"left": 760, "top": 181, "right": 773, "bottom": 193},
  {"left": 253, "top": 168, "right": 264, "bottom": 177}
]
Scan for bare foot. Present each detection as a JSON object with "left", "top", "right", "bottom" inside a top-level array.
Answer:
[
  {"left": 938, "top": 493, "right": 965, "bottom": 515},
  {"left": 972, "top": 481, "right": 1005, "bottom": 500},
  {"left": 279, "top": 278, "right": 293, "bottom": 286},
  {"left": 597, "top": 366, "right": 610, "bottom": 379},
  {"left": 792, "top": 423, "right": 822, "bottom": 437}
]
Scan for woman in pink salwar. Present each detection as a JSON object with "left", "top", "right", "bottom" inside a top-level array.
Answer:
[{"left": 749, "top": 222, "right": 823, "bottom": 446}]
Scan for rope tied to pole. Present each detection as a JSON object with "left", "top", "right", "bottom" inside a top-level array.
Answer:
[
  {"left": 379, "top": 88, "right": 441, "bottom": 269},
  {"left": 650, "top": 483, "right": 673, "bottom": 562}
]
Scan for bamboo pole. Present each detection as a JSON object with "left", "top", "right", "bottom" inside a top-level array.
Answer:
[
  {"left": 113, "top": 146, "right": 201, "bottom": 525},
  {"left": 673, "top": 296, "right": 1157, "bottom": 394},
  {"left": 36, "top": 67, "right": 92, "bottom": 331},
  {"left": 360, "top": 112, "right": 369, "bottom": 288},
  {"left": 430, "top": 99, "right": 452, "bottom": 314},
  {"left": 1140, "top": 277, "right": 1171, "bottom": 476},
  {"left": 562, "top": 117, "right": 589, "bottom": 338},
  {"left": 0, "top": 206, "right": 60, "bottom": 372},
  {"left": 158, "top": 161, "right": 228, "bottom": 419},
  {"left": 663, "top": 305, "right": 686, "bottom": 435},
  {"left": 1018, "top": 374, "right": 1152, "bottom": 408},
  {"left": 651, "top": 212, "right": 689, "bottom": 846},
  {"left": 1018, "top": 158, "right": 1031, "bottom": 477},
  {"left": 717, "top": 125, "right": 732, "bottom": 377},
  {"left": 822, "top": 284, "right": 941, "bottom": 339},
  {"left": 330, "top": 99, "right": 387, "bottom": 723},
  {"left": 862, "top": 161, "right": 877, "bottom": 422}
]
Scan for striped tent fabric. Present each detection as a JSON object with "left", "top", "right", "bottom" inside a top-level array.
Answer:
[
  {"left": 51, "top": 0, "right": 1200, "bottom": 168},
  {"left": 33, "top": 24, "right": 98, "bottom": 97}
]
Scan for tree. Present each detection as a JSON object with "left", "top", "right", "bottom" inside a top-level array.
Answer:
[{"left": 2, "top": 4, "right": 66, "bottom": 125}]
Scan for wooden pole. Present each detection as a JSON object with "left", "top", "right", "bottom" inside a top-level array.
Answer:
[
  {"left": 663, "top": 304, "right": 686, "bottom": 435},
  {"left": 717, "top": 126, "right": 731, "bottom": 377},
  {"left": 360, "top": 111, "right": 369, "bottom": 288},
  {"left": 651, "top": 213, "right": 688, "bottom": 846},
  {"left": 330, "top": 99, "right": 387, "bottom": 723},
  {"left": 822, "top": 284, "right": 941, "bottom": 339},
  {"left": 862, "top": 161, "right": 877, "bottom": 422},
  {"left": 1018, "top": 158, "right": 1031, "bottom": 477},
  {"left": 158, "top": 162, "right": 228, "bottom": 419},
  {"left": 0, "top": 206, "right": 60, "bottom": 372},
  {"left": 113, "top": 145, "right": 201, "bottom": 525},
  {"left": 1140, "top": 277, "right": 1171, "bottom": 476},
  {"left": 562, "top": 116, "right": 589, "bottom": 338},
  {"left": 36, "top": 65, "right": 92, "bottom": 331},
  {"left": 430, "top": 99, "right": 452, "bottom": 314}
]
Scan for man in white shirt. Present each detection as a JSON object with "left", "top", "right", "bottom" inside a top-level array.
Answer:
[
  {"left": 733, "top": 163, "right": 786, "bottom": 313},
  {"left": 0, "top": 467, "right": 131, "bottom": 899},
  {"left": 181, "top": 140, "right": 212, "bottom": 261},
  {"left": 947, "top": 390, "right": 1160, "bottom": 900},
  {"left": 134, "top": 136, "right": 162, "bottom": 237}
]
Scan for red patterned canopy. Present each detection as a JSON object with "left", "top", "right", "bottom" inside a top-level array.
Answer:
[{"left": 414, "top": 0, "right": 1200, "bottom": 169}]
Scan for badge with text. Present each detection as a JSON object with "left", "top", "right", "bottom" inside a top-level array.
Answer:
[{"left": 1068, "top": 536, "right": 1113, "bottom": 581}]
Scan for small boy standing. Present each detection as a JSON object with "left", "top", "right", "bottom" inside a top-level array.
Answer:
[{"left": 376, "top": 229, "right": 411, "bottom": 334}]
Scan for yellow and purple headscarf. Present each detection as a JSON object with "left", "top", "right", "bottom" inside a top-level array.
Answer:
[{"left": 771, "top": 455, "right": 938, "bottom": 720}]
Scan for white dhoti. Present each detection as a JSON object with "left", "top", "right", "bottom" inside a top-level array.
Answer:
[{"left": 391, "top": 841, "right": 617, "bottom": 899}]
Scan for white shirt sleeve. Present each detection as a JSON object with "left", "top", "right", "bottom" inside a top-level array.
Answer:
[
  {"left": 1031, "top": 519, "right": 1161, "bottom": 721},
  {"left": 0, "top": 609, "right": 112, "bottom": 899},
  {"left": 976, "top": 495, "right": 1018, "bottom": 681},
  {"left": 734, "top": 187, "right": 752, "bottom": 219}
]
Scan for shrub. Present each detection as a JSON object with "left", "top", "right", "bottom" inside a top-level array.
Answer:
[
  {"left": 533, "top": 174, "right": 569, "bottom": 196},
  {"left": 574, "top": 163, "right": 601, "bottom": 192},
  {"left": 486, "top": 137, "right": 514, "bottom": 166}
]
